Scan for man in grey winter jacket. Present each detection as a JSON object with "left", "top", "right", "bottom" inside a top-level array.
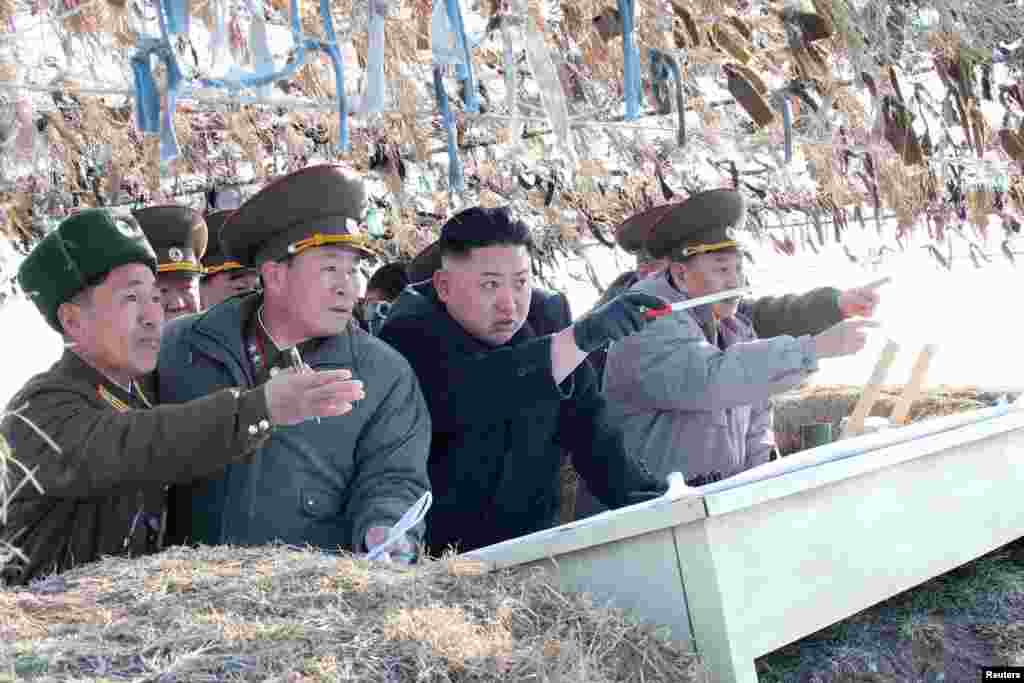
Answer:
[
  {"left": 603, "top": 190, "right": 877, "bottom": 487},
  {"left": 158, "top": 165, "right": 431, "bottom": 561},
  {"left": 585, "top": 200, "right": 886, "bottom": 390}
]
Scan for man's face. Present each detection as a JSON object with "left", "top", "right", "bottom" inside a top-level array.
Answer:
[
  {"left": 158, "top": 273, "right": 201, "bottom": 319},
  {"left": 61, "top": 263, "right": 164, "bottom": 381},
  {"left": 675, "top": 249, "right": 744, "bottom": 318},
  {"left": 201, "top": 269, "right": 261, "bottom": 309},
  {"left": 435, "top": 245, "right": 531, "bottom": 346},
  {"left": 267, "top": 245, "right": 361, "bottom": 338},
  {"left": 363, "top": 288, "right": 389, "bottom": 305}
]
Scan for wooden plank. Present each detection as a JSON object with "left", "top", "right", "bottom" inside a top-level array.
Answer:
[
  {"left": 844, "top": 339, "right": 900, "bottom": 438},
  {"left": 890, "top": 344, "right": 938, "bottom": 425}
]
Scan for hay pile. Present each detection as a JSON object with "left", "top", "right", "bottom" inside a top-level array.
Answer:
[
  {"left": 0, "top": 545, "right": 703, "bottom": 682},
  {"left": 772, "top": 384, "right": 1019, "bottom": 454}
]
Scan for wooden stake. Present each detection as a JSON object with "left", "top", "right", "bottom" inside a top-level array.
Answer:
[
  {"left": 890, "top": 344, "right": 938, "bottom": 426},
  {"left": 844, "top": 339, "right": 900, "bottom": 438}
]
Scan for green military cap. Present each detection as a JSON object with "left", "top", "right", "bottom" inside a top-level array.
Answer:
[
  {"left": 132, "top": 205, "right": 208, "bottom": 277},
  {"left": 642, "top": 189, "right": 747, "bottom": 261},
  {"left": 18, "top": 209, "right": 158, "bottom": 332},
  {"left": 201, "top": 209, "right": 255, "bottom": 277},
  {"left": 406, "top": 240, "right": 441, "bottom": 283},
  {"left": 221, "top": 164, "right": 378, "bottom": 267}
]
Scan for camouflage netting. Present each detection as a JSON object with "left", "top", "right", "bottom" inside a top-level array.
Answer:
[{"left": 1, "top": 0, "right": 1024, "bottom": 272}]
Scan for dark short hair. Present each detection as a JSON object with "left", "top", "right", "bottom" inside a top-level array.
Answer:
[
  {"left": 366, "top": 262, "right": 410, "bottom": 301},
  {"left": 439, "top": 207, "right": 533, "bottom": 260}
]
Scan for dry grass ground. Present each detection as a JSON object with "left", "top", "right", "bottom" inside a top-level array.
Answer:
[
  {"left": 7, "top": 539, "right": 1024, "bottom": 683},
  {"left": 0, "top": 545, "right": 704, "bottom": 682}
]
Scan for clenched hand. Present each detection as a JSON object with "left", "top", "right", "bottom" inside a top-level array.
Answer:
[
  {"left": 573, "top": 291, "right": 669, "bottom": 353},
  {"left": 365, "top": 526, "right": 416, "bottom": 564}
]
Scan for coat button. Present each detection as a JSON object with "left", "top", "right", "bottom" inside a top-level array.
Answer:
[{"left": 248, "top": 424, "right": 258, "bottom": 436}]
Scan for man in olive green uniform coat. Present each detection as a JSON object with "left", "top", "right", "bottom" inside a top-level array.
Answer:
[{"left": 2, "top": 209, "right": 363, "bottom": 584}]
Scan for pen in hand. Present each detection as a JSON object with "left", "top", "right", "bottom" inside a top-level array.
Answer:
[{"left": 287, "top": 347, "right": 320, "bottom": 424}]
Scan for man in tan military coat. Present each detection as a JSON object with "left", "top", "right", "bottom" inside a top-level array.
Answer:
[{"left": 1, "top": 208, "right": 364, "bottom": 585}]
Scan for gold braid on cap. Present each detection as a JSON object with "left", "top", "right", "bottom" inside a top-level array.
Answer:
[
  {"left": 679, "top": 239, "right": 740, "bottom": 258},
  {"left": 287, "top": 232, "right": 378, "bottom": 256},
  {"left": 157, "top": 262, "right": 204, "bottom": 274},
  {"left": 204, "top": 261, "right": 245, "bottom": 275}
]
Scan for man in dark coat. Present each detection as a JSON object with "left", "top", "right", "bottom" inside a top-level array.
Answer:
[
  {"left": 2, "top": 209, "right": 363, "bottom": 584},
  {"left": 379, "top": 206, "right": 667, "bottom": 555},
  {"left": 158, "top": 165, "right": 432, "bottom": 562},
  {"left": 403, "top": 238, "right": 578, "bottom": 523}
]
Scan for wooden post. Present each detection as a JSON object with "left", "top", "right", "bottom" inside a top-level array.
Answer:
[
  {"left": 844, "top": 339, "right": 900, "bottom": 438},
  {"left": 890, "top": 344, "right": 938, "bottom": 426}
]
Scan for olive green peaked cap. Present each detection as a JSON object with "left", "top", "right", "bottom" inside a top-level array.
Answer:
[{"left": 644, "top": 189, "right": 748, "bottom": 260}]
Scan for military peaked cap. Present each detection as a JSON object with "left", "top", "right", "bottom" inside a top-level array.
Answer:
[
  {"left": 201, "top": 209, "right": 254, "bottom": 277},
  {"left": 642, "top": 189, "right": 748, "bottom": 260},
  {"left": 220, "top": 164, "right": 378, "bottom": 267},
  {"left": 614, "top": 203, "right": 677, "bottom": 256},
  {"left": 132, "top": 205, "right": 208, "bottom": 277}
]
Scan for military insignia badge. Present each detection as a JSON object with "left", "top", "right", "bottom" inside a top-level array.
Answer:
[{"left": 169, "top": 247, "right": 184, "bottom": 262}]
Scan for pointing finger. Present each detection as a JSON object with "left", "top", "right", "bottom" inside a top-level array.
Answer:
[
  {"left": 847, "top": 319, "right": 882, "bottom": 328},
  {"left": 860, "top": 276, "right": 892, "bottom": 291}
]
